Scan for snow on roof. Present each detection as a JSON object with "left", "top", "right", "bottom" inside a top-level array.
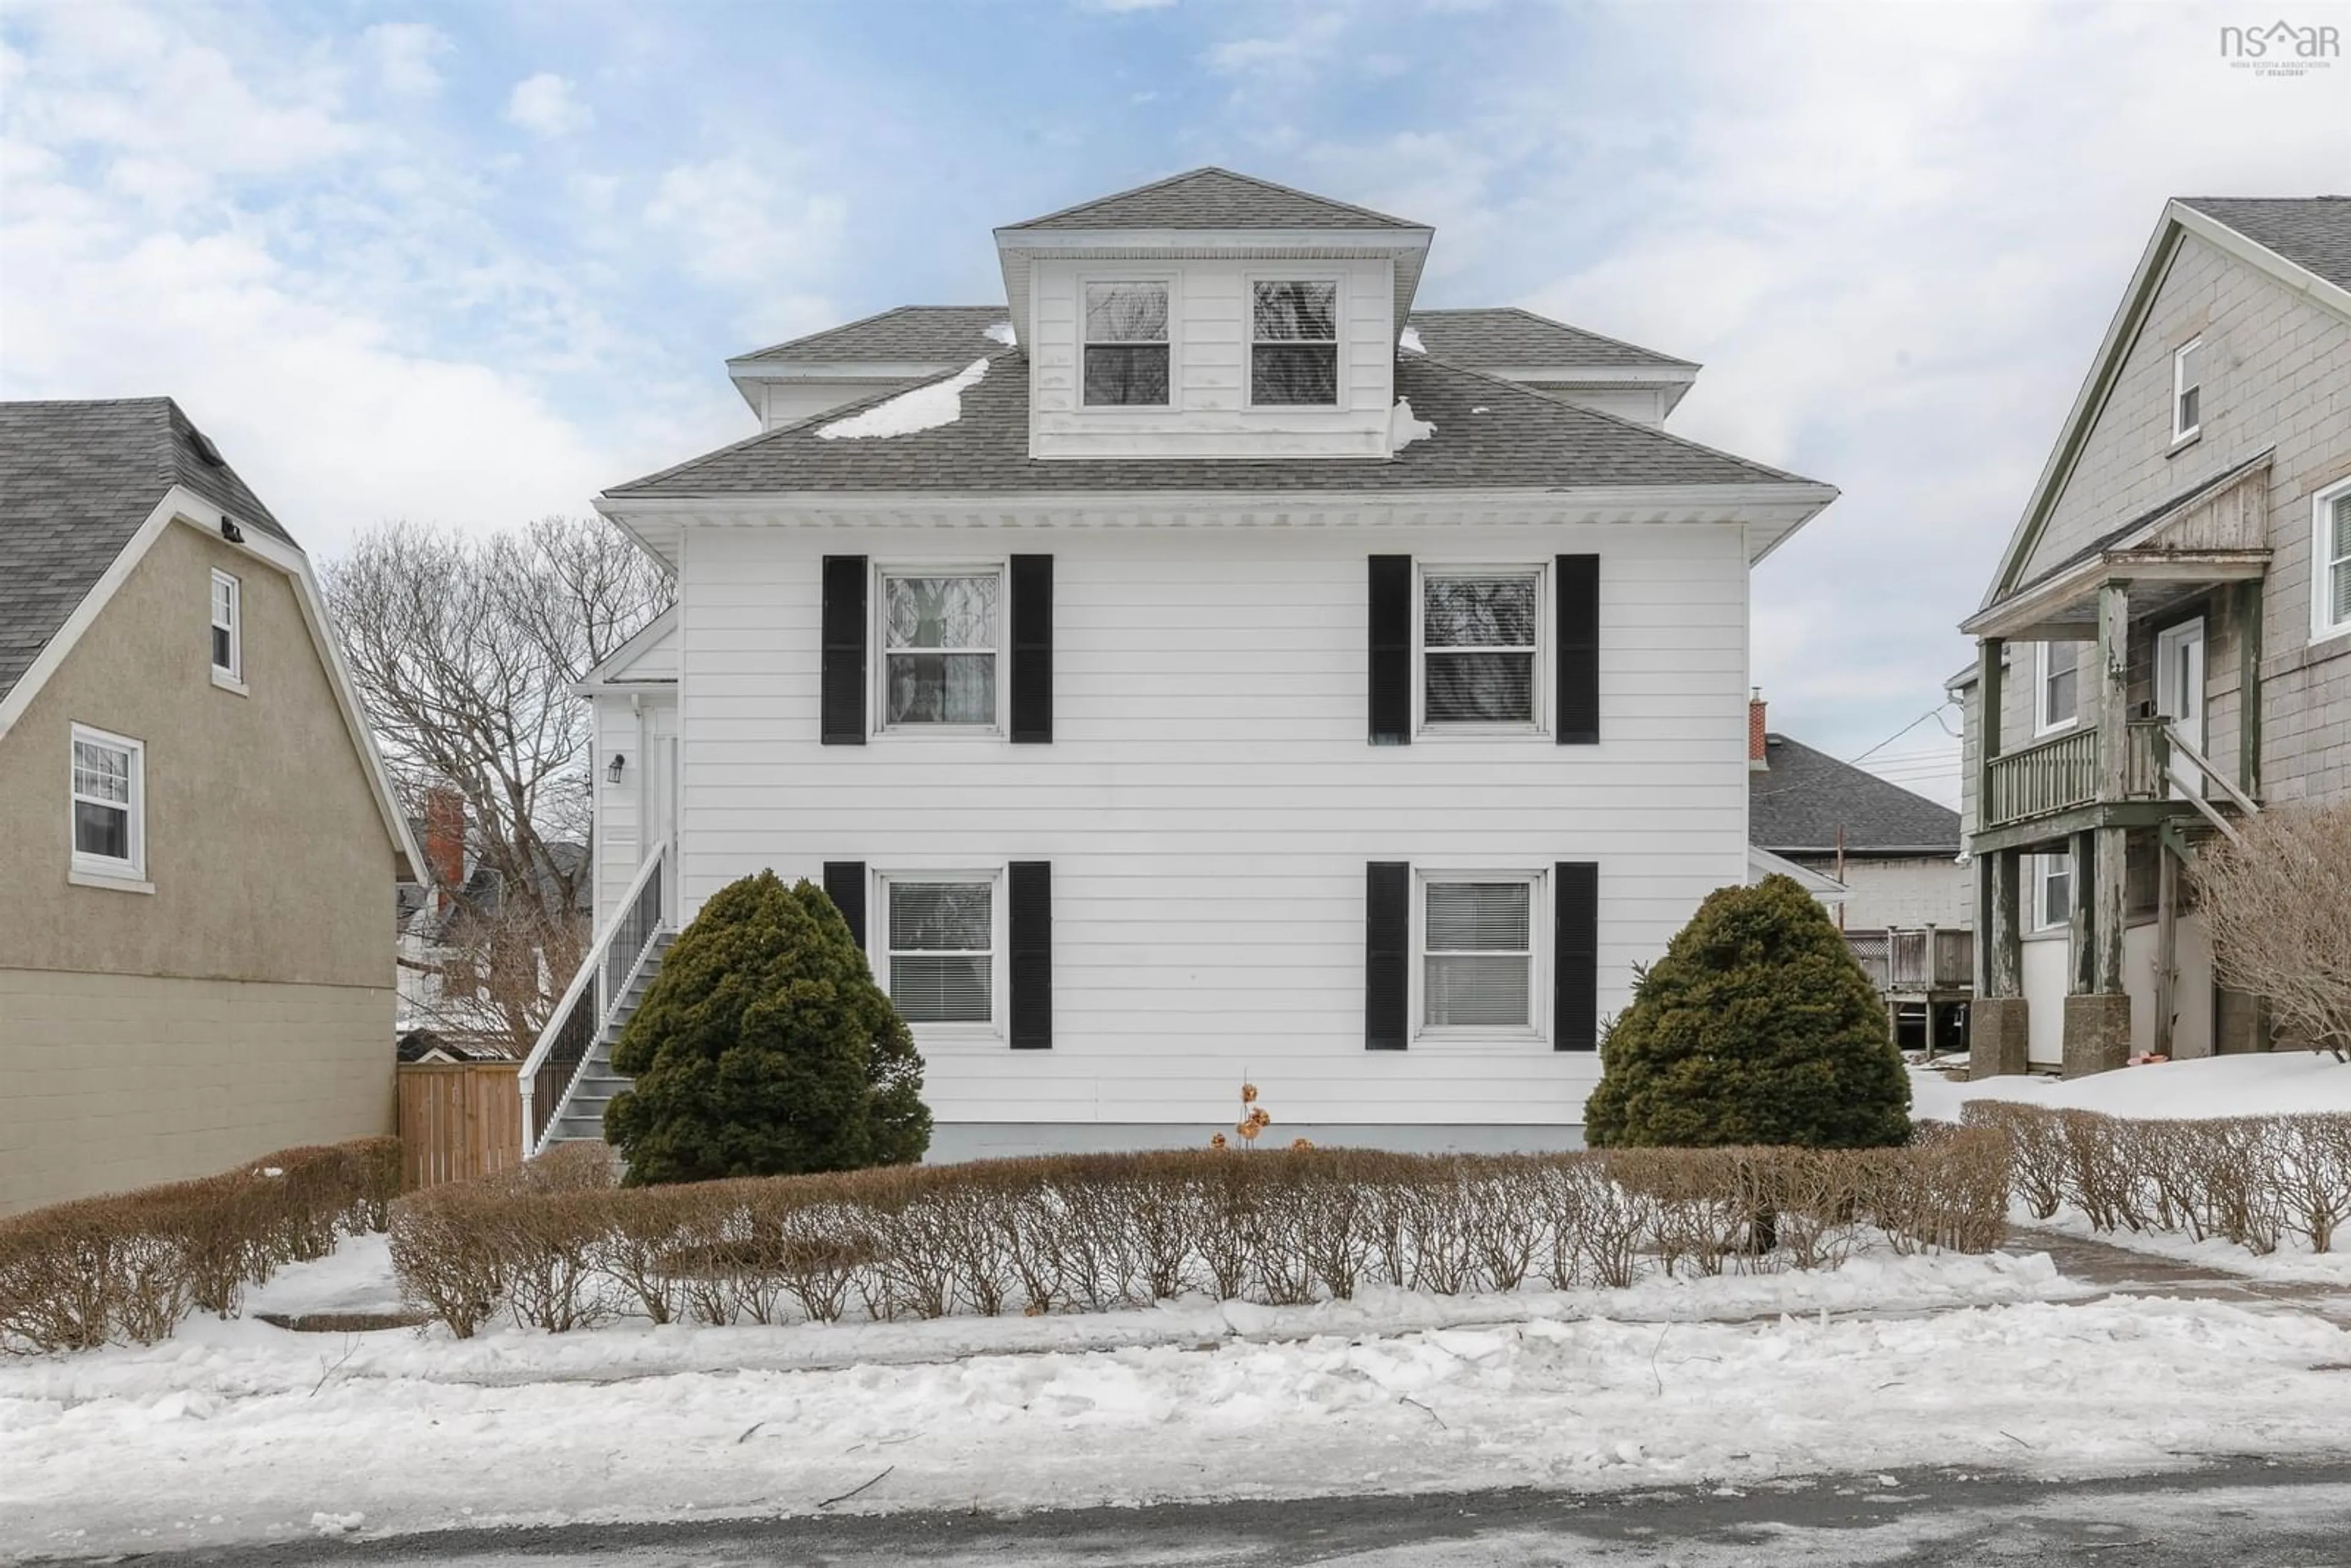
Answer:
[
  {"left": 817, "top": 357, "right": 989, "bottom": 441},
  {"left": 1398, "top": 326, "right": 1426, "bottom": 355},
  {"left": 984, "top": 321, "right": 1017, "bottom": 347},
  {"left": 1387, "top": 397, "right": 1435, "bottom": 454}
]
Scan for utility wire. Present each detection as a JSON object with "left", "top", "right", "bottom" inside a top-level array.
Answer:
[{"left": 1848, "top": 703, "right": 1960, "bottom": 765}]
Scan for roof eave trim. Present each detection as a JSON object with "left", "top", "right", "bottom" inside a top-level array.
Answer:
[
  {"left": 993, "top": 225, "right": 1433, "bottom": 252},
  {"left": 577, "top": 604, "right": 679, "bottom": 688},
  {"left": 2174, "top": 200, "right": 2351, "bottom": 325},
  {"left": 599, "top": 478, "right": 1837, "bottom": 516}
]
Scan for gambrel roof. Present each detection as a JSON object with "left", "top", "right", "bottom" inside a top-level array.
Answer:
[
  {"left": 0, "top": 398, "right": 290, "bottom": 699},
  {"left": 607, "top": 350, "right": 1816, "bottom": 499},
  {"left": 1002, "top": 167, "right": 1425, "bottom": 233}
]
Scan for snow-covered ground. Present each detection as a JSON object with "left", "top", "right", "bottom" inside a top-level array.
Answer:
[
  {"left": 4, "top": 1239, "right": 2348, "bottom": 1560},
  {"left": 1910, "top": 1050, "right": 2351, "bottom": 1122}
]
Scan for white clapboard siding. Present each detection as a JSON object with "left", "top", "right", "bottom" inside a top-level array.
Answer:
[
  {"left": 1029, "top": 257, "right": 1397, "bottom": 459},
  {"left": 660, "top": 520, "right": 1749, "bottom": 1130},
  {"left": 591, "top": 693, "right": 641, "bottom": 929}
]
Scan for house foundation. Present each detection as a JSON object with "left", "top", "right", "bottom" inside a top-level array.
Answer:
[
  {"left": 1970, "top": 996, "right": 2031, "bottom": 1079},
  {"left": 2061, "top": 992, "right": 2132, "bottom": 1078}
]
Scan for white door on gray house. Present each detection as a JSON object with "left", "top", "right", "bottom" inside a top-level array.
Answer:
[{"left": 2155, "top": 618, "right": 2205, "bottom": 799}]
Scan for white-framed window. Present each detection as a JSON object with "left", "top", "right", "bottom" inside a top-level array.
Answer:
[
  {"left": 2034, "top": 641, "right": 2080, "bottom": 734},
  {"left": 209, "top": 569, "right": 241, "bottom": 681},
  {"left": 1082, "top": 279, "right": 1170, "bottom": 407},
  {"left": 879, "top": 872, "right": 999, "bottom": 1027},
  {"left": 70, "top": 724, "right": 144, "bottom": 879},
  {"left": 2172, "top": 339, "right": 2203, "bottom": 443},
  {"left": 879, "top": 567, "right": 1001, "bottom": 730},
  {"left": 2313, "top": 478, "right": 2351, "bottom": 642},
  {"left": 1421, "top": 565, "right": 1543, "bottom": 730},
  {"left": 1418, "top": 870, "right": 1542, "bottom": 1034},
  {"left": 2030, "top": 851, "right": 2072, "bottom": 934},
  {"left": 1249, "top": 279, "right": 1340, "bottom": 407}
]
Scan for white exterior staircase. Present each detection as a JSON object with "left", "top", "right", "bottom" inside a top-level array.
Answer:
[{"left": 520, "top": 842, "right": 673, "bottom": 1155}]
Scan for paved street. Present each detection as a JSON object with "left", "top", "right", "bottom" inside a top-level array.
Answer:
[{"left": 113, "top": 1461, "right": 2351, "bottom": 1567}]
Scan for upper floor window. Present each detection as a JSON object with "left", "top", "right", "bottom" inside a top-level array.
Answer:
[
  {"left": 210, "top": 569, "right": 242, "bottom": 682},
  {"left": 1082, "top": 282, "right": 1169, "bottom": 407},
  {"left": 1250, "top": 280, "right": 1339, "bottom": 406},
  {"left": 1422, "top": 875, "right": 1537, "bottom": 1030},
  {"left": 2035, "top": 641, "right": 2079, "bottom": 733},
  {"left": 884, "top": 875, "right": 994, "bottom": 1025},
  {"left": 70, "top": 724, "right": 144, "bottom": 879},
  {"left": 1424, "top": 567, "right": 1540, "bottom": 729},
  {"left": 2315, "top": 480, "right": 2351, "bottom": 642},
  {"left": 2172, "top": 339, "right": 2202, "bottom": 443},
  {"left": 882, "top": 569, "right": 999, "bottom": 728}
]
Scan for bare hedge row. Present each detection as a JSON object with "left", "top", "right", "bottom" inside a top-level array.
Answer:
[
  {"left": 389, "top": 1132, "right": 2009, "bottom": 1338},
  {"left": 1963, "top": 1101, "right": 2351, "bottom": 1254},
  {"left": 0, "top": 1138, "right": 401, "bottom": 1355}
]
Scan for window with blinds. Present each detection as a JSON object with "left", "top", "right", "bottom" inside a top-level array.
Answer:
[
  {"left": 2320, "top": 488, "right": 2351, "bottom": 638},
  {"left": 885, "top": 878, "right": 994, "bottom": 1024},
  {"left": 1424, "top": 569, "right": 1540, "bottom": 726},
  {"left": 882, "top": 572, "right": 999, "bottom": 727},
  {"left": 1083, "top": 281, "right": 1169, "bottom": 407},
  {"left": 1423, "top": 879, "right": 1534, "bottom": 1029},
  {"left": 1250, "top": 280, "right": 1338, "bottom": 406}
]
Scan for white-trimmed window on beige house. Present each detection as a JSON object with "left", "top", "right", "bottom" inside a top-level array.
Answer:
[
  {"left": 2172, "top": 339, "right": 2203, "bottom": 444},
  {"left": 2035, "top": 641, "right": 2080, "bottom": 734},
  {"left": 1420, "top": 565, "right": 1543, "bottom": 732},
  {"left": 2314, "top": 478, "right": 2351, "bottom": 643},
  {"left": 1249, "top": 279, "right": 1340, "bottom": 406},
  {"left": 209, "top": 569, "right": 244, "bottom": 689},
  {"left": 69, "top": 723, "right": 146, "bottom": 887},
  {"left": 1417, "top": 871, "right": 1543, "bottom": 1037},
  {"left": 1081, "top": 280, "right": 1170, "bottom": 407},
  {"left": 880, "top": 871, "right": 1000, "bottom": 1029},
  {"left": 879, "top": 568, "right": 1001, "bottom": 731}
]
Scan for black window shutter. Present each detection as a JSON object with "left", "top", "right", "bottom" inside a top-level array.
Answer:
[
  {"left": 821, "top": 555, "right": 867, "bottom": 745},
  {"left": 1368, "top": 555, "right": 1412, "bottom": 746},
  {"left": 1556, "top": 553, "right": 1599, "bottom": 745},
  {"left": 822, "top": 861, "right": 866, "bottom": 950},
  {"left": 1554, "top": 861, "right": 1599, "bottom": 1051},
  {"left": 1009, "top": 555, "right": 1054, "bottom": 744},
  {"left": 1365, "top": 861, "right": 1409, "bottom": 1049},
  {"left": 1008, "top": 861, "right": 1052, "bottom": 1049}
]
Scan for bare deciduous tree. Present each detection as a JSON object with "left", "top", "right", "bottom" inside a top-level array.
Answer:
[
  {"left": 325, "top": 517, "right": 671, "bottom": 1052},
  {"left": 2191, "top": 800, "right": 2351, "bottom": 1062}
]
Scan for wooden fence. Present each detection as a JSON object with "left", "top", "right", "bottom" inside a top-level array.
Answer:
[{"left": 396, "top": 1062, "right": 523, "bottom": 1190}]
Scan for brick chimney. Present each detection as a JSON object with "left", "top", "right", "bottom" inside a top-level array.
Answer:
[
  {"left": 422, "top": 785, "right": 467, "bottom": 892},
  {"left": 1749, "top": 689, "right": 1769, "bottom": 771}
]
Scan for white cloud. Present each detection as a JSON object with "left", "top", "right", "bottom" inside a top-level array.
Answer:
[
  {"left": 362, "top": 22, "right": 450, "bottom": 96},
  {"left": 506, "top": 72, "right": 591, "bottom": 138},
  {"left": 643, "top": 155, "right": 844, "bottom": 335}
]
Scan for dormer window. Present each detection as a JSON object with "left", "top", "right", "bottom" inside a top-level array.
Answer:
[
  {"left": 1083, "top": 282, "right": 1169, "bottom": 407},
  {"left": 1251, "top": 280, "right": 1339, "bottom": 406}
]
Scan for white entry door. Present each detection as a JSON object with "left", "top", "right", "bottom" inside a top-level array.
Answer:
[
  {"left": 642, "top": 704, "right": 680, "bottom": 911},
  {"left": 2154, "top": 618, "right": 2205, "bottom": 798}
]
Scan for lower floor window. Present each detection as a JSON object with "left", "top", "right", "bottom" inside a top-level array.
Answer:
[
  {"left": 1423, "top": 877, "right": 1534, "bottom": 1028},
  {"left": 70, "top": 725, "right": 143, "bottom": 874},
  {"left": 2033, "top": 852, "right": 2072, "bottom": 931},
  {"left": 885, "top": 877, "right": 994, "bottom": 1023}
]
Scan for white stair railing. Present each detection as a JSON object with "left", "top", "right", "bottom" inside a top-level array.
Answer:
[{"left": 519, "top": 841, "right": 669, "bottom": 1153}]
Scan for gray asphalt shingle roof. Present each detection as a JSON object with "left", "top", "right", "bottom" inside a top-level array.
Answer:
[
  {"left": 1, "top": 398, "right": 290, "bottom": 700},
  {"left": 1408, "top": 308, "right": 1695, "bottom": 371},
  {"left": 1003, "top": 167, "right": 1425, "bottom": 233},
  {"left": 738, "top": 304, "right": 1692, "bottom": 375},
  {"left": 737, "top": 305, "right": 1010, "bottom": 365},
  {"left": 1750, "top": 733, "right": 1961, "bottom": 855},
  {"left": 607, "top": 351, "right": 1816, "bottom": 499},
  {"left": 2181, "top": 195, "right": 2351, "bottom": 291}
]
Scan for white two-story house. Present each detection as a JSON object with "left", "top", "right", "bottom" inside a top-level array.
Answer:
[{"left": 527, "top": 168, "right": 1837, "bottom": 1158}]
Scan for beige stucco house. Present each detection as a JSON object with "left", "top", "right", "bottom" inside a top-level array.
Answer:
[
  {"left": 0, "top": 399, "right": 418, "bottom": 1214},
  {"left": 1956, "top": 197, "right": 2351, "bottom": 1078}
]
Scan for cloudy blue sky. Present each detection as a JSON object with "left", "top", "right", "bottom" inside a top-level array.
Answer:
[{"left": 4, "top": 0, "right": 2344, "bottom": 801}]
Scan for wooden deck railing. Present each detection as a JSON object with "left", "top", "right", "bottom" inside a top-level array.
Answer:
[
  {"left": 1843, "top": 928, "right": 1973, "bottom": 994},
  {"left": 1983, "top": 718, "right": 2176, "bottom": 830}
]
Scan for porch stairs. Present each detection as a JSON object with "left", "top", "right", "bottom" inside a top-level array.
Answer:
[{"left": 544, "top": 931, "right": 673, "bottom": 1145}]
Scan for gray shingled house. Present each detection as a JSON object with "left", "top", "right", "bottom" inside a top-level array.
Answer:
[
  {"left": 527, "top": 168, "right": 1839, "bottom": 1159},
  {"left": 1957, "top": 197, "right": 2351, "bottom": 1078},
  {"left": 1744, "top": 696, "right": 1969, "bottom": 1052},
  {"left": 0, "top": 399, "right": 417, "bottom": 1214}
]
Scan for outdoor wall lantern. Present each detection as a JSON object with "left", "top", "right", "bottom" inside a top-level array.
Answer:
[{"left": 607, "top": 752, "right": 626, "bottom": 784}]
